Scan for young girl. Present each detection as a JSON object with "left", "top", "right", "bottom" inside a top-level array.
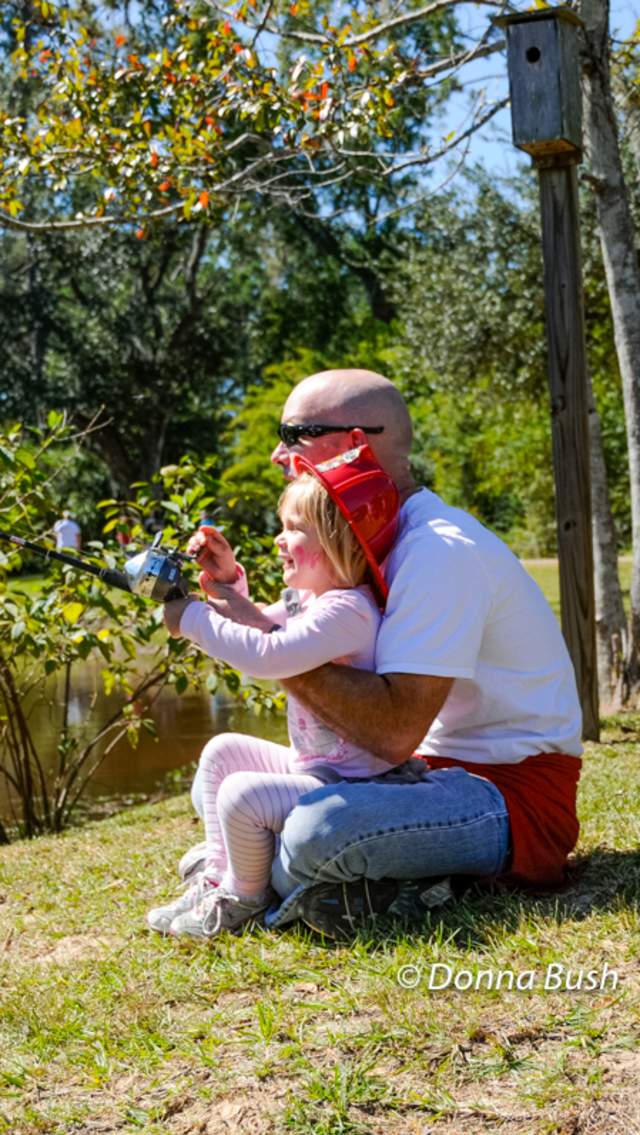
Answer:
[{"left": 146, "top": 445, "right": 399, "bottom": 940}]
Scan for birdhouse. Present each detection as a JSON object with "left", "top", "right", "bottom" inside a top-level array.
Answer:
[{"left": 495, "top": 8, "right": 582, "bottom": 160}]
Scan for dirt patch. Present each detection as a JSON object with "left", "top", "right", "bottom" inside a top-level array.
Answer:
[{"left": 31, "top": 933, "right": 119, "bottom": 966}]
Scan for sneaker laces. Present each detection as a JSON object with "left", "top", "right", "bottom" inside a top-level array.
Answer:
[
  {"left": 199, "top": 888, "right": 267, "bottom": 936},
  {"left": 185, "top": 872, "right": 218, "bottom": 908},
  {"left": 201, "top": 889, "right": 232, "bottom": 935}
]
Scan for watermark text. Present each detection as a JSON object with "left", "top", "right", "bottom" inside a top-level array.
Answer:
[{"left": 396, "top": 962, "right": 619, "bottom": 992}]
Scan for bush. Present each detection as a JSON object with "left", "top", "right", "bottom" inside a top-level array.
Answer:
[{"left": 0, "top": 420, "right": 283, "bottom": 841}]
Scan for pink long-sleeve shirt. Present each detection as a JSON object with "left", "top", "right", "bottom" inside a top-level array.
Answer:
[{"left": 179, "top": 586, "right": 396, "bottom": 778}]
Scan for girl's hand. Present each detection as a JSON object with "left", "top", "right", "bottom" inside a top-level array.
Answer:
[
  {"left": 164, "top": 596, "right": 199, "bottom": 637},
  {"left": 186, "top": 525, "right": 237, "bottom": 584},
  {"left": 199, "top": 579, "right": 276, "bottom": 631}
]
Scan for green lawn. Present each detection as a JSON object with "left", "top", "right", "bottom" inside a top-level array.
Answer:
[
  {"left": 1, "top": 719, "right": 639, "bottom": 1134},
  {"left": 523, "top": 557, "right": 632, "bottom": 620},
  {"left": 5, "top": 573, "right": 46, "bottom": 599},
  {"left": 1, "top": 558, "right": 639, "bottom": 1133}
]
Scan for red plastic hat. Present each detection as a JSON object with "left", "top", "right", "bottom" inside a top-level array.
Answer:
[{"left": 292, "top": 444, "right": 400, "bottom": 605}]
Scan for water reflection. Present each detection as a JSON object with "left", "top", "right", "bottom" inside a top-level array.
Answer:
[{"left": 1, "top": 659, "right": 288, "bottom": 818}]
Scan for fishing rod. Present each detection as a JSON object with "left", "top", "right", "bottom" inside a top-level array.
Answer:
[{"left": 0, "top": 529, "right": 191, "bottom": 602}]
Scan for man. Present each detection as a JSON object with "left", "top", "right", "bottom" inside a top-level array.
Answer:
[
  {"left": 172, "top": 369, "right": 583, "bottom": 936},
  {"left": 53, "top": 510, "right": 82, "bottom": 552}
]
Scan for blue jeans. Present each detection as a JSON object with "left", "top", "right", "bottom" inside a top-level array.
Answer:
[{"left": 191, "top": 759, "right": 511, "bottom": 929}]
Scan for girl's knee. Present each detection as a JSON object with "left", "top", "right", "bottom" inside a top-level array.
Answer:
[
  {"left": 216, "top": 770, "right": 255, "bottom": 812},
  {"left": 279, "top": 786, "right": 351, "bottom": 864},
  {"left": 199, "top": 732, "right": 241, "bottom": 771}
]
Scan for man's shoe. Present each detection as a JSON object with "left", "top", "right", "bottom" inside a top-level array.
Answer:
[{"left": 298, "top": 876, "right": 453, "bottom": 940}]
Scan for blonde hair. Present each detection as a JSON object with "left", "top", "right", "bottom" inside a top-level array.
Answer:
[{"left": 278, "top": 475, "right": 368, "bottom": 589}]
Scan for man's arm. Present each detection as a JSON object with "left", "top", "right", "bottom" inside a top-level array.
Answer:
[{"left": 281, "top": 666, "right": 453, "bottom": 766}]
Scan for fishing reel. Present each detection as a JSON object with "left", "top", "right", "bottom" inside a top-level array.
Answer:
[
  {"left": 0, "top": 527, "right": 192, "bottom": 603},
  {"left": 123, "top": 532, "right": 191, "bottom": 602}
]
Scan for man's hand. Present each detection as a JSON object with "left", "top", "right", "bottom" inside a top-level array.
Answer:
[
  {"left": 187, "top": 525, "right": 237, "bottom": 584},
  {"left": 199, "top": 579, "right": 276, "bottom": 632},
  {"left": 164, "top": 595, "right": 200, "bottom": 637},
  {"left": 281, "top": 668, "right": 453, "bottom": 765}
]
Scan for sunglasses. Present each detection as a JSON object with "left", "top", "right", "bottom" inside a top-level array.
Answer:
[{"left": 277, "top": 423, "right": 385, "bottom": 447}]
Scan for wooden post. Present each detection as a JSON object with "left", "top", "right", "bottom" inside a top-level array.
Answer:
[{"left": 496, "top": 8, "right": 599, "bottom": 740}]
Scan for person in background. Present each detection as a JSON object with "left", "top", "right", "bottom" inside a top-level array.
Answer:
[
  {"left": 115, "top": 514, "right": 132, "bottom": 548},
  {"left": 53, "top": 510, "right": 81, "bottom": 552}
]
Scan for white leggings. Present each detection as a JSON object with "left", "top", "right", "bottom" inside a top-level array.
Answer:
[{"left": 196, "top": 733, "right": 323, "bottom": 899}]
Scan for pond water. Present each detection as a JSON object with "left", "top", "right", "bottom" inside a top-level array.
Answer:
[{"left": 1, "top": 659, "right": 288, "bottom": 823}]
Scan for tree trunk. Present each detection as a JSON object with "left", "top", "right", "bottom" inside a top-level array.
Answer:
[
  {"left": 580, "top": 0, "right": 640, "bottom": 697},
  {"left": 611, "top": 67, "right": 640, "bottom": 178},
  {"left": 587, "top": 370, "right": 628, "bottom": 706}
]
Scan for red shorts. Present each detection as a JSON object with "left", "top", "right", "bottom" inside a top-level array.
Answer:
[{"left": 423, "top": 752, "right": 582, "bottom": 888}]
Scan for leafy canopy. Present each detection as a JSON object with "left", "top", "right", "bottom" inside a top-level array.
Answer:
[{"left": 0, "top": 0, "right": 506, "bottom": 230}]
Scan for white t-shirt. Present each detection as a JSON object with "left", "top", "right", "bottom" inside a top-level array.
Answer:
[
  {"left": 376, "top": 489, "right": 583, "bottom": 764},
  {"left": 53, "top": 518, "right": 81, "bottom": 550}
]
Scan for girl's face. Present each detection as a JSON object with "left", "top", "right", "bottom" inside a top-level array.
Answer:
[{"left": 275, "top": 504, "right": 338, "bottom": 595}]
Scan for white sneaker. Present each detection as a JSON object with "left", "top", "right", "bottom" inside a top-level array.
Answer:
[
  {"left": 169, "top": 888, "right": 272, "bottom": 940},
  {"left": 177, "top": 841, "right": 209, "bottom": 882},
  {"left": 146, "top": 874, "right": 218, "bottom": 935}
]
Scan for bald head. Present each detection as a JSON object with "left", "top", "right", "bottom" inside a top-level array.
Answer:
[{"left": 282, "top": 369, "right": 414, "bottom": 490}]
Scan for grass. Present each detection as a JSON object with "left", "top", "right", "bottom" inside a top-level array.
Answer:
[
  {"left": 5, "top": 573, "right": 46, "bottom": 598},
  {"left": 523, "top": 557, "right": 633, "bottom": 620},
  {"left": 1, "top": 558, "right": 639, "bottom": 1133},
  {"left": 1, "top": 717, "right": 639, "bottom": 1135}
]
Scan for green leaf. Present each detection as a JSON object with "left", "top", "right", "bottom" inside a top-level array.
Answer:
[
  {"left": 161, "top": 500, "right": 182, "bottom": 515},
  {"left": 15, "top": 448, "right": 36, "bottom": 469},
  {"left": 62, "top": 602, "right": 85, "bottom": 624}
]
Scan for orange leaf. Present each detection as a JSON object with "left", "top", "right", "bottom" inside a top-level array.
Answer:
[
  {"left": 39, "top": 49, "right": 52, "bottom": 63},
  {"left": 321, "top": 81, "right": 329, "bottom": 99},
  {"left": 159, "top": 179, "right": 171, "bottom": 192},
  {"left": 115, "top": 34, "right": 126, "bottom": 47},
  {"left": 233, "top": 43, "right": 243, "bottom": 54},
  {"left": 290, "top": 3, "right": 299, "bottom": 13},
  {"left": 205, "top": 115, "right": 215, "bottom": 126},
  {"left": 135, "top": 228, "right": 145, "bottom": 240},
  {"left": 199, "top": 191, "right": 209, "bottom": 208},
  {"left": 348, "top": 54, "right": 357, "bottom": 73},
  {"left": 222, "top": 20, "right": 232, "bottom": 34},
  {"left": 150, "top": 150, "right": 159, "bottom": 168}
]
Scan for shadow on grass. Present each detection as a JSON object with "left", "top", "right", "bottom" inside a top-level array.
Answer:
[
  {"left": 433, "top": 846, "right": 639, "bottom": 946},
  {"left": 292, "top": 846, "right": 640, "bottom": 952}
]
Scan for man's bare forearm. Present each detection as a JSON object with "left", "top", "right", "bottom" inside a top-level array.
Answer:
[{"left": 281, "top": 666, "right": 453, "bottom": 765}]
